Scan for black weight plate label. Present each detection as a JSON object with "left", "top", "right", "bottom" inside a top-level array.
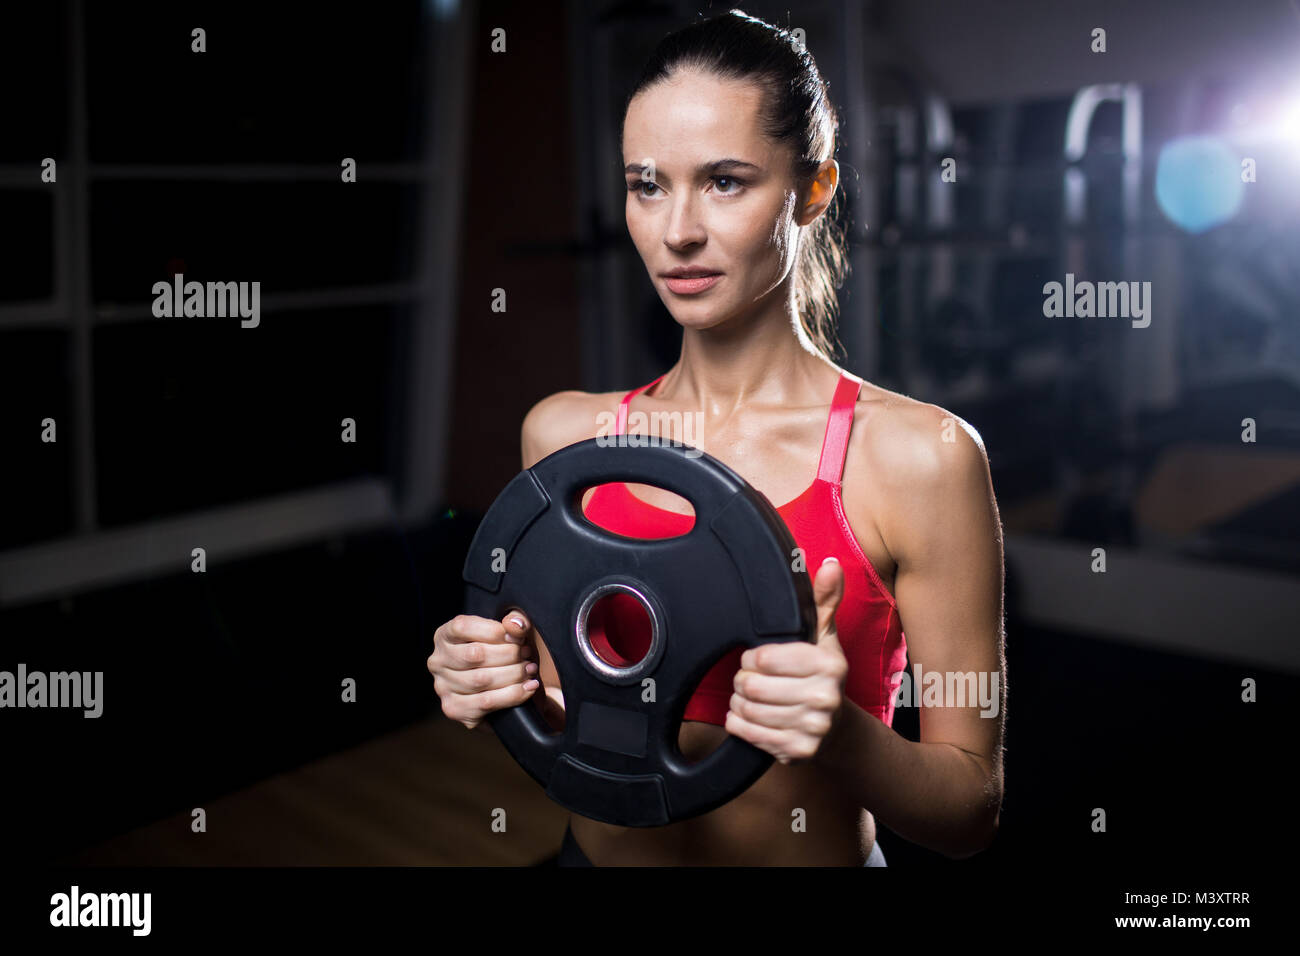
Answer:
[{"left": 576, "top": 701, "right": 649, "bottom": 758}]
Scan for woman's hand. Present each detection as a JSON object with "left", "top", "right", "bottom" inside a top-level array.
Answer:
[
  {"left": 725, "top": 556, "right": 849, "bottom": 764},
  {"left": 427, "top": 611, "right": 541, "bottom": 729}
]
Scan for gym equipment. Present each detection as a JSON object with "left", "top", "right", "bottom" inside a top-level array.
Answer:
[{"left": 462, "top": 437, "right": 817, "bottom": 827}]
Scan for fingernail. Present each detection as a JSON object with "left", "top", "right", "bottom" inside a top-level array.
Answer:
[
  {"left": 523, "top": 679, "right": 539, "bottom": 691},
  {"left": 822, "top": 556, "right": 839, "bottom": 565},
  {"left": 508, "top": 616, "right": 525, "bottom": 629},
  {"left": 525, "top": 662, "right": 538, "bottom": 675}
]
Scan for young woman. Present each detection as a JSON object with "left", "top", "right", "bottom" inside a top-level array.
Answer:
[{"left": 428, "top": 9, "right": 1005, "bottom": 866}]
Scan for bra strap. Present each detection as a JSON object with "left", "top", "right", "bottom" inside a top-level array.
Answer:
[
  {"left": 615, "top": 374, "right": 667, "bottom": 435},
  {"left": 815, "top": 374, "right": 862, "bottom": 484}
]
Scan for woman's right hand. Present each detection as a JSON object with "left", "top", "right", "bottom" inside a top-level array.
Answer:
[{"left": 427, "top": 611, "right": 540, "bottom": 730}]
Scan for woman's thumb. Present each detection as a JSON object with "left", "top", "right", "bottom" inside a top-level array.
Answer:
[
  {"left": 813, "top": 556, "right": 844, "bottom": 646},
  {"left": 503, "top": 610, "right": 531, "bottom": 644}
]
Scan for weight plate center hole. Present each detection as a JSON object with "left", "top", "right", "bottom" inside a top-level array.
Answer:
[{"left": 585, "top": 588, "right": 654, "bottom": 669}]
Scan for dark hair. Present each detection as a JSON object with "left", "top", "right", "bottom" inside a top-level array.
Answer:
[{"left": 621, "top": 8, "right": 850, "bottom": 362}]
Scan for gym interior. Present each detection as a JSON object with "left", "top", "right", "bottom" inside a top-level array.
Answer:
[{"left": 3, "top": 0, "right": 1296, "bottom": 879}]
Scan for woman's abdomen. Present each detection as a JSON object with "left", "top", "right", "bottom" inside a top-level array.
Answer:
[{"left": 568, "top": 721, "right": 867, "bottom": 865}]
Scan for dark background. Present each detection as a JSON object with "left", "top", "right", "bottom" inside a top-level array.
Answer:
[{"left": 1, "top": 0, "right": 1297, "bottom": 887}]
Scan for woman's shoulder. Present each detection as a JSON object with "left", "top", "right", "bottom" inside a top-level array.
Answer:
[
  {"left": 520, "top": 387, "right": 627, "bottom": 468},
  {"left": 842, "top": 382, "right": 994, "bottom": 567},
  {"left": 850, "top": 382, "right": 989, "bottom": 491}
]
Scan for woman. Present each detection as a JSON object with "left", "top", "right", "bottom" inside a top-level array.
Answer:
[{"left": 428, "top": 9, "right": 1005, "bottom": 866}]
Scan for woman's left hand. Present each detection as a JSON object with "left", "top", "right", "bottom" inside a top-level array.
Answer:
[{"left": 726, "top": 556, "right": 849, "bottom": 764}]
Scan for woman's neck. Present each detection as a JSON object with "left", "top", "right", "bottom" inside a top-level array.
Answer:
[{"left": 655, "top": 301, "right": 839, "bottom": 417}]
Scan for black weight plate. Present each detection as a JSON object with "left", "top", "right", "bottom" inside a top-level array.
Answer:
[{"left": 461, "top": 437, "right": 816, "bottom": 826}]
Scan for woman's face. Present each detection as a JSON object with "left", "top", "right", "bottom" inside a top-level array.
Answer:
[{"left": 622, "top": 69, "right": 817, "bottom": 331}]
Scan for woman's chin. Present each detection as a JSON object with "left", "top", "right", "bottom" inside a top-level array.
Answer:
[{"left": 664, "top": 306, "right": 735, "bottom": 332}]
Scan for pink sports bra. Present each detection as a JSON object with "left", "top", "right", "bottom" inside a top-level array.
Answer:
[{"left": 581, "top": 372, "right": 907, "bottom": 728}]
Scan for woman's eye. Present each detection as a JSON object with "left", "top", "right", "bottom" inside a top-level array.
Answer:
[{"left": 627, "top": 177, "right": 743, "bottom": 198}]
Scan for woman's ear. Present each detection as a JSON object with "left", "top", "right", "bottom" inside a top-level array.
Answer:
[{"left": 798, "top": 159, "right": 839, "bottom": 226}]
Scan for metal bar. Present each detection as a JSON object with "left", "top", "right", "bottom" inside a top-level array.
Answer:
[
  {"left": 396, "top": 0, "right": 471, "bottom": 526},
  {"left": 1005, "top": 533, "right": 1300, "bottom": 674},
  {"left": 568, "top": 0, "right": 602, "bottom": 393},
  {"left": 87, "top": 163, "right": 432, "bottom": 182},
  {"left": 3, "top": 282, "right": 427, "bottom": 327},
  {"left": 0, "top": 302, "right": 66, "bottom": 327},
  {"left": 90, "top": 281, "right": 424, "bottom": 324},
  {"left": 68, "top": 0, "right": 96, "bottom": 534},
  {"left": 840, "top": 0, "right": 878, "bottom": 377},
  {"left": 596, "top": 2, "right": 629, "bottom": 392},
  {"left": 0, "top": 478, "right": 396, "bottom": 607}
]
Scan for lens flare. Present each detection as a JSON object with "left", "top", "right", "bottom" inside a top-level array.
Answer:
[{"left": 1154, "top": 135, "right": 1244, "bottom": 233}]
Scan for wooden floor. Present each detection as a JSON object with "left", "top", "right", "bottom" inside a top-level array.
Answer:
[{"left": 61, "top": 716, "right": 570, "bottom": 866}]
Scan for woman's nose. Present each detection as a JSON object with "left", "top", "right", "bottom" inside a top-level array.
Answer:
[{"left": 664, "top": 198, "right": 705, "bottom": 248}]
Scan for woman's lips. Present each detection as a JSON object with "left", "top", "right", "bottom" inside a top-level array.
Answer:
[{"left": 663, "top": 273, "right": 722, "bottom": 294}]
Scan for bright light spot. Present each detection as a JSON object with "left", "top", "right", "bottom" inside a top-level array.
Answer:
[
  {"left": 1279, "top": 99, "right": 1300, "bottom": 141},
  {"left": 1154, "top": 135, "right": 1244, "bottom": 233}
]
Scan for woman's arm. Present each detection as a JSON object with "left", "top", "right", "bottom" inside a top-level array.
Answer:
[{"left": 814, "top": 408, "right": 1006, "bottom": 859}]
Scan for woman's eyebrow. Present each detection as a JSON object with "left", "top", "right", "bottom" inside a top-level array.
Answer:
[{"left": 623, "top": 158, "right": 761, "bottom": 185}]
